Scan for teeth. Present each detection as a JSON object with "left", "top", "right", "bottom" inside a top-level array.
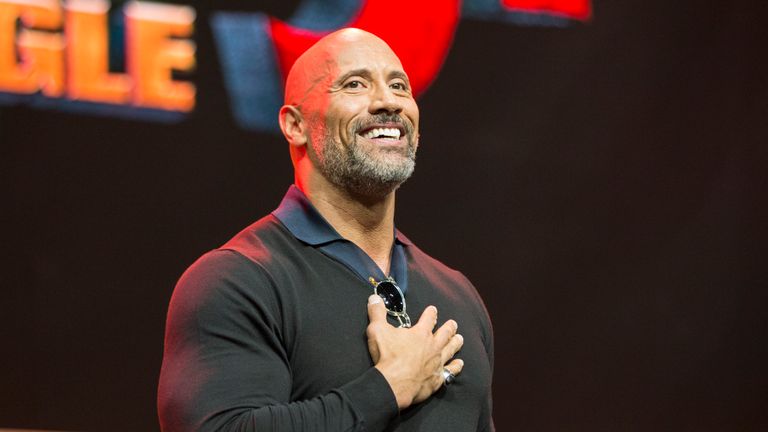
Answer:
[{"left": 362, "top": 127, "right": 401, "bottom": 140}]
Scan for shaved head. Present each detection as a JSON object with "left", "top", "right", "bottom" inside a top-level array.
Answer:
[
  {"left": 279, "top": 27, "right": 419, "bottom": 199},
  {"left": 284, "top": 28, "right": 400, "bottom": 107}
]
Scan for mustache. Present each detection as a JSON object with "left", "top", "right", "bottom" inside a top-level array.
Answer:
[{"left": 352, "top": 113, "right": 414, "bottom": 135}]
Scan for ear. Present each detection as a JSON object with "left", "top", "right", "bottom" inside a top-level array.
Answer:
[{"left": 279, "top": 105, "right": 308, "bottom": 147}]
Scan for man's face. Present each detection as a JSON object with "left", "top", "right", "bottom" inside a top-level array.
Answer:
[{"left": 303, "top": 36, "right": 420, "bottom": 197}]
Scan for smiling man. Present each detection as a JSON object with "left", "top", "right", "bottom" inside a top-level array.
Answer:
[{"left": 158, "top": 28, "right": 494, "bottom": 431}]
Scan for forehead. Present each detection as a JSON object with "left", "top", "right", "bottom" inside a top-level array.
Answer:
[{"left": 327, "top": 38, "right": 406, "bottom": 79}]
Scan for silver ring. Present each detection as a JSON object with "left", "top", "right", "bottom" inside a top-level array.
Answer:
[{"left": 442, "top": 368, "right": 456, "bottom": 386}]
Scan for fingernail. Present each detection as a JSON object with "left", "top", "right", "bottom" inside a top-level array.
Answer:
[
  {"left": 368, "top": 294, "right": 382, "bottom": 305},
  {"left": 458, "top": 359, "right": 465, "bottom": 367}
]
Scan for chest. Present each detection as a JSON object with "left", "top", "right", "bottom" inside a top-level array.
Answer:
[{"left": 272, "top": 257, "right": 492, "bottom": 413}]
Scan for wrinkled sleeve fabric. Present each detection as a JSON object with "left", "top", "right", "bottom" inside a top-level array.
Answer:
[{"left": 158, "top": 250, "right": 398, "bottom": 432}]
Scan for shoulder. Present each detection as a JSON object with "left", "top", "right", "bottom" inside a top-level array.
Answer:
[
  {"left": 183, "top": 214, "right": 312, "bottom": 278},
  {"left": 404, "top": 237, "right": 493, "bottom": 334},
  {"left": 171, "top": 215, "right": 299, "bottom": 315},
  {"left": 219, "top": 214, "right": 300, "bottom": 264},
  {"left": 404, "top": 239, "right": 472, "bottom": 289}
]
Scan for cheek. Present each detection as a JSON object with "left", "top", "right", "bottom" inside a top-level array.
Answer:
[
  {"left": 327, "top": 104, "right": 359, "bottom": 141},
  {"left": 304, "top": 115, "right": 328, "bottom": 155},
  {"left": 405, "top": 100, "right": 420, "bottom": 130},
  {"left": 320, "top": 116, "right": 344, "bottom": 147}
]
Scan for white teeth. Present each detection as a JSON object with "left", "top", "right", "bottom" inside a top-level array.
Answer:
[{"left": 362, "top": 127, "right": 401, "bottom": 140}]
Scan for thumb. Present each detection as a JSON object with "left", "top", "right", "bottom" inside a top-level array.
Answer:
[{"left": 367, "top": 294, "right": 387, "bottom": 323}]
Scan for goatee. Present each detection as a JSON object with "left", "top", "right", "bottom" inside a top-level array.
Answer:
[{"left": 314, "top": 113, "right": 417, "bottom": 198}]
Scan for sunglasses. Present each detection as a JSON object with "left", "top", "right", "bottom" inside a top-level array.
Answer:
[{"left": 370, "top": 277, "right": 412, "bottom": 328}]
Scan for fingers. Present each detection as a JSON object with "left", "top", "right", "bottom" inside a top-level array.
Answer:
[
  {"left": 441, "top": 333, "right": 464, "bottom": 364},
  {"left": 367, "top": 294, "right": 387, "bottom": 323},
  {"left": 433, "top": 319, "right": 458, "bottom": 347},
  {"left": 415, "top": 308, "right": 461, "bottom": 363},
  {"left": 430, "top": 358, "right": 464, "bottom": 393},
  {"left": 414, "top": 305, "right": 438, "bottom": 330},
  {"left": 443, "top": 358, "right": 464, "bottom": 379}
]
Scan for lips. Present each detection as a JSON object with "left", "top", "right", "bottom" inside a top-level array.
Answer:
[
  {"left": 357, "top": 122, "right": 407, "bottom": 142},
  {"left": 362, "top": 127, "right": 401, "bottom": 140}
]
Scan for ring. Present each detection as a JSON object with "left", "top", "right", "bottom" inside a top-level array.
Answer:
[{"left": 442, "top": 368, "right": 456, "bottom": 386}]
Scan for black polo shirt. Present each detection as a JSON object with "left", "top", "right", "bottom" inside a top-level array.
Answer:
[{"left": 272, "top": 185, "right": 410, "bottom": 293}]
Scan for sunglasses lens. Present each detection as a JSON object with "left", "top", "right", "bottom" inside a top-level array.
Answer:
[{"left": 376, "top": 281, "right": 404, "bottom": 313}]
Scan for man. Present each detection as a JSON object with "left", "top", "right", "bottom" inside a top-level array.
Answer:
[{"left": 158, "top": 28, "right": 494, "bottom": 431}]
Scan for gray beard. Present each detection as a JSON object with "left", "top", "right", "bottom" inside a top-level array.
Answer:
[{"left": 315, "top": 130, "right": 416, "bottom": 199}]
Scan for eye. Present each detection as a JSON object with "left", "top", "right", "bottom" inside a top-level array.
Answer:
[
  {"left": 390, "top": 81, "right": 408, "bottom": 91},
  {"left": 344, "top": 80, "right": 365, "bottom": 89}
]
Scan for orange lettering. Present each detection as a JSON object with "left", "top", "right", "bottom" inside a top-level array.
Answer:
[
  {"left": 65, "top": 0, "right": 130, "bottom": 103},
  {"left": 0, "top": 0, "right": 197, "bottom": 112},
  {"left": 125, "top": 1, "right": 195, "bottom": 111},
  {"left": 0, "top": 0, "right": 63, "bottom": 95}
]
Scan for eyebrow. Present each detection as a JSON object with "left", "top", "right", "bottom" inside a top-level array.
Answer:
[
  {"left": 333, "top": 68, "right": 411, "bottom": 87},
  {"left": 333, "top": 69, "right": 372, "bottom": 87},
  {"left": 388, "top": 70, "right": 410, "bottom": 84}
]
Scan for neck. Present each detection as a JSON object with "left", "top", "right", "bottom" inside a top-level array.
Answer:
[{"left": 296, "top": 170, "right": 397, "bottom": 274}]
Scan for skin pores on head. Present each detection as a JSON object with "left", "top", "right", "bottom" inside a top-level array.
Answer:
[{"left": 279, "top": 28, "right": 420, "bottom": 200}]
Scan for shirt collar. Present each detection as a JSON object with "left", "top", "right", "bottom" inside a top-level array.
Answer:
[{"left": 272, "top": 185, "right": 412, "bottom": 247}]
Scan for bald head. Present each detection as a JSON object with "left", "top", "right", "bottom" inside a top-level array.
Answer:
[
  {"left": 284, "top": 28, "right": 403, "bottom": 107},
  {"left": 278, "top": 27, "right": 419, "bottom": 199}
]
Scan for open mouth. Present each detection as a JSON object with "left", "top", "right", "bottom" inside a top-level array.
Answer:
[{"left": 359, "top": 125, "right": 405, "bottom": 141}]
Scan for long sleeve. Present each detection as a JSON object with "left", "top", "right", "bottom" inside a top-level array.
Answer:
[
  {"left": 477, "top": 312, "right": 495, "bottom": 432},
  {"left": 157, "top": 250, "right": 398, "bottom": 432},
  {"left": 456, "top": 272, "right": 495, "bottom": 432}
]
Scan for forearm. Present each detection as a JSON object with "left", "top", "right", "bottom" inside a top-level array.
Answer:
[{"left": 159, "top": 368, "right": 397, "bottom": 432}]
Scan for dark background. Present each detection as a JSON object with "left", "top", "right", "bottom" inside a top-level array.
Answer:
[{"left": 2, "top": 0, "right": 767, "bottom": 430}]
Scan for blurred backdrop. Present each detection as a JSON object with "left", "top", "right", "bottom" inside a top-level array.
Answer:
[{"left": 1, "top": 0, "right": 766, "bottom": 431}]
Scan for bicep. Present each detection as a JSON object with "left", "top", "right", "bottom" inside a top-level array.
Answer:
[
  {"left": 159, "top": 250, "right": 292, "bottom": 431},
  {"left": 158, "top": 250, "right": 390, "bottom": 432}
]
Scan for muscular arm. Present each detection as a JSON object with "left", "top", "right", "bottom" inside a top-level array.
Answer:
[{"left": 157, "top": 250, "right": 397, "bottom": 432}]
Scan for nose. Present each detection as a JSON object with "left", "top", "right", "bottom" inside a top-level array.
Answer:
[{"left": 369, "top": 84, "right": 402, "bottom": 115}]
